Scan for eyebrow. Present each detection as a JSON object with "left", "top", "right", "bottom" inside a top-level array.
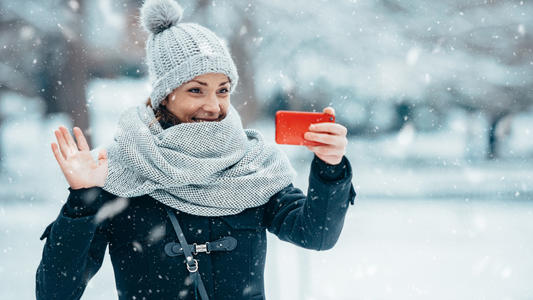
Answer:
[{"left": 185, "top": 80, "right": 230, "bottom": 86}]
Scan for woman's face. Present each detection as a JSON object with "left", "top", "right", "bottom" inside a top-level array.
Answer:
[{"left": 161, "top": 73, "right": 231, "bottom": 123}]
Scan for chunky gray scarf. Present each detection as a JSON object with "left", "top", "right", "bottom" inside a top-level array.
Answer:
[{"left": 102, "top": 104, "right": 296, "bottom": 216}]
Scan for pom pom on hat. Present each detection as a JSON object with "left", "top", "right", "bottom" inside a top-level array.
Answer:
[{"left": 140, "top": 0, "right": 183, "bottom": 34}]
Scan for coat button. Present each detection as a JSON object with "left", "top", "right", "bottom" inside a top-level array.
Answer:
[{"left": 172, "top": 245, "right": 181, "bottom": 253}]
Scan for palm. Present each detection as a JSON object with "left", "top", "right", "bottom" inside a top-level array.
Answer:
[
  {"left": 51, "top": 126, "right": 108, "bottom": 189},
  {"left": 65, "top": 150, "right": 107, "bottom": 188}
]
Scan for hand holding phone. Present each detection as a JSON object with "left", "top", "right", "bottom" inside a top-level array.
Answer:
[
  {"left": 275, "top": 110, "right": 335, "bottom": 146},
  {"left": 276, "top": 107, "right": 348, "bottom": 165}
]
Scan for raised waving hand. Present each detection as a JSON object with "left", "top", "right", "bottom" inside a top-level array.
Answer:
[{"left": 51, "top": 126, "right": 108, "bottom": 189}]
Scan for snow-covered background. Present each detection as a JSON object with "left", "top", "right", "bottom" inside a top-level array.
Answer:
[{"left": 1, "top": 0, "right": 533, "bottom": 299}]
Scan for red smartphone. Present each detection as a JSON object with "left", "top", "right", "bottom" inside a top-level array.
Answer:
[{"left": 275, "top": 110, "right": 335, "bottom": 146}]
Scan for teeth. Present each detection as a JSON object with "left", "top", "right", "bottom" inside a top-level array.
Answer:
[{"left": 194, "top": 118, "right": 215, "bottom": 122}]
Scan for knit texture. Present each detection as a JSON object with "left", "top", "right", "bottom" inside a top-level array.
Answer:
[
  {"left": 140, "top": 0, "right": 239, "bottom": 109},
  {"left": 102, "top": 104, "right": 296, "bottom": 216}
]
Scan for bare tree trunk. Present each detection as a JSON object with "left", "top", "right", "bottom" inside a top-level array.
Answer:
[
  {"left": 61, "top": 40, "right": 91, "bottom": 145},
  {"left": 41, "top": 3, "right": 92, "bottom": 146},
  {"left": 229, "top": 21, "right": 258, "bottom": 127},
  {"left": 487, "top": 113, "right": 506, "bottom": 160}
]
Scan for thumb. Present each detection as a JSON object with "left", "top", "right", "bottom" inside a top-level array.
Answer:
[
  {"left": 97, "top": 148, "right": 107, "bottom": 164},
  {"left": 323, "top": 107, "right": 335, "bottom": 116}
]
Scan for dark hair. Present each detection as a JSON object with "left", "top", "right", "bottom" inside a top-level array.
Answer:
[{"left": 146, "top": 97, "right": 181, "bottom": 127}]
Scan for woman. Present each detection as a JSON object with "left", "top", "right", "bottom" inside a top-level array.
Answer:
[{"left": 36, "top": 0, "right": 356, "bottom": 299}]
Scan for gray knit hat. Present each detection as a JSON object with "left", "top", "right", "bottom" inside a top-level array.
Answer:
[{"left": 140, "top": 0, "right": 239, "bottom": 109}]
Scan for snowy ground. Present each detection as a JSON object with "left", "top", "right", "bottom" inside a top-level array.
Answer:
[
  {"left": 2, "top": 190, "right": 533, "bottom": 300},
  {"left": 1, "top": 77, "right": 533, "bottom": 299}
]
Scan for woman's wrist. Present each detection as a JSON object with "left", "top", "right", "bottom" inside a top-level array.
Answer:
[
  {"left": 312, "top": 154, "right": 349, "bottom": 181},
  {"left": 64, "top": 186, "right": 106, "bottom": 217}
]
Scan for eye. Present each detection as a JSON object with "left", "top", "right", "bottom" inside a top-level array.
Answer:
[
  {"left": 188, "top": 88, "right": 201, "bottom": 94},
  {"left": 218, "top": 87, "right": 229, "bottom": 94}
]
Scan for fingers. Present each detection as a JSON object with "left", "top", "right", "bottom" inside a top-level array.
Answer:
[
  {"left": 323, "top": 107, "right": 335, "bottom": 116},
  {"left": 304, "top": 131, "right": 347, "bottom": 144},
  {"left": 304, "top": 131, "right": 338, "bottom": 145},
  {"left": 304, "top": 134, "right": 347, "bottom": 150},
  {"left": 309, "top": 123, "right": 348, "bottom": 136},
  {"left": 60, "top": 126, "right": 78, "bottom": 151},
  {"left": 55, "top": 126, "right": 89, "bottom": 158},
  {"left": 54, "top": 129, "right": 70, "bottom": 159},
  {"left": 73, "top": 127, "right": 90, "bottom": 151},
  {"left": 51, "top": 142, "right": 66, "bottom": 167},
  {"left": 305, "top": 130, "right": 348, "bottom": 152},
  {"left": 305, "top": 144, "right": 346, "bottom": 156}
]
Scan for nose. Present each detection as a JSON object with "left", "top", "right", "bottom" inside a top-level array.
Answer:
[{"left": 202, "top": 92, "right": 221, "bottom": 115}]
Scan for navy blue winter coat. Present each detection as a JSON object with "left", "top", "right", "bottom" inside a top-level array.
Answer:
[{"left": 36, "top": 155, "right": 356, "bottom": 299}]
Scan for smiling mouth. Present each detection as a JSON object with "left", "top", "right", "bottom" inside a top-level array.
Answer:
[{"left": 192, "top": 117, "right": 220, "bottom": 122}]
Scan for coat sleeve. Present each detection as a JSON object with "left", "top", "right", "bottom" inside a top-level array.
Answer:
[
  {"left": 36, "top": 186, "right": 113, "bottom": 300},
  {"left": 264, "top": 154, "right": 356, "bottom": 251}
]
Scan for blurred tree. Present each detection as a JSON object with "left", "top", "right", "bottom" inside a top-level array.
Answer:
[
  {"left": 252, "top": 0, "right": 532, "bottom": 160},
  {"left": 0, "top": 0, "right": 145, "bottom": 168},
  {"left": 282, "top": 0, "right": 533, "bottom": 159},
  {"left": 1, "top": 0, "right": 532, "bottom": 161},
  {"left": 406, "top": 1, "right": 533, "bottom": 159}
]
